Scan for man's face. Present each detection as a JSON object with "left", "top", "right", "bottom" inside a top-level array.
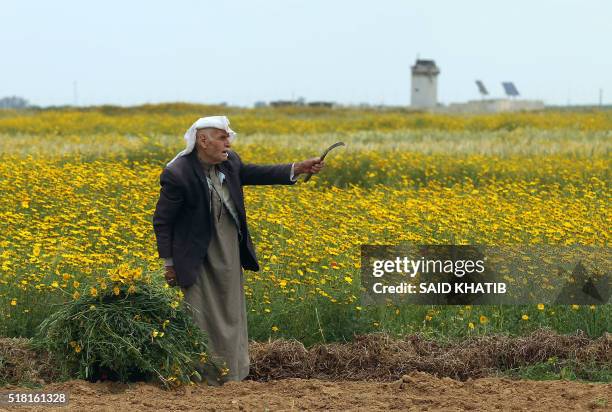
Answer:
[{"left": 196, "top": 127, "right": 231, "bottom": 164}]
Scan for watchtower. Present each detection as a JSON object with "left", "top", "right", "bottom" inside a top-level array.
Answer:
[{"left": 411, "top": 59, "right": 440, "bottom": 108}]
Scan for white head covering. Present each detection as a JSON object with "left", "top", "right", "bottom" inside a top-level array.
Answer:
[{"left": 167, "top": 115, "right": 237, "bottom": 166}]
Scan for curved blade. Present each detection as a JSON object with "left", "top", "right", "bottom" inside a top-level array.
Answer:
[{"left": 304, "top": 141, "right": 345, "bottom": 182}]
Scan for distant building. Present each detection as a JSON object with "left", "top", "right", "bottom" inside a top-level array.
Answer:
[
  {"left": 0, "top": 96, "right": 29, "bottom": 109},
  {"left": 411, "top": 59, "right": 440, "bottom": 108},
  {"left": 307, "top": 101, "right": 334, "bottom": 108},
  {"left": 270, "top": 97, "right": 305, "bottom": 107},
  {"left": 270, "top": 100, "right": 296, "bottom": 107}
]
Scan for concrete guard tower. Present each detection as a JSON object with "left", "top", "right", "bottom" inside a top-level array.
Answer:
[{"left": 411, "top": 59, "right": 440, "bottom": 108}]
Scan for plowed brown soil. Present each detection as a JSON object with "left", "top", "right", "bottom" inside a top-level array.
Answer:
[{"left": 3, "top": 372, "right": 610, "bottom": 411}]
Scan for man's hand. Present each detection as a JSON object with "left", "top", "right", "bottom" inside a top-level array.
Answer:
[
  {"left": 294, "top": 158, "right": 325, "bottom": 176},
  {"left": 164, "top": 266, "right": 177, "bottom": 287}
]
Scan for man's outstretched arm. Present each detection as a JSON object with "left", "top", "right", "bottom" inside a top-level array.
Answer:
[
  {"left": 292, "top": 158, "right": 325, "bottom": 178},
  {"left": 237, "top": 152, "right": 324, "bottom": 185}
]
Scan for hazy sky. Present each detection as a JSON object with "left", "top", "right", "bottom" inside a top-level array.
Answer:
[{"left": 2, "top": 0, "right": 610, "bottom": 107}]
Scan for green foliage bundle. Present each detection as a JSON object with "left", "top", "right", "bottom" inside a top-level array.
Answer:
[{"left": 33, "top": 265, "right": 219, "bottom": 388}]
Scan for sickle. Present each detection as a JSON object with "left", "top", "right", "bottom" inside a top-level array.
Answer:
[{"left": 303, "top": 141, "right": 345, "bottom": 182}]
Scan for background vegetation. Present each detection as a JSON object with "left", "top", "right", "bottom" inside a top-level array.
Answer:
[{"left": 0, "top": 104, "right": 609, "bottom": 349}]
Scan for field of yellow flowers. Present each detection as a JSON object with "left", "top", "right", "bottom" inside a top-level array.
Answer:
[{"left": 0, "top": 105, "right": 609, "bottom": 344}]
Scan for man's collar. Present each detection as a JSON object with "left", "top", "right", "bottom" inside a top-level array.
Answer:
[{"left": 188, "top": 150, "right": 230, "bottom": 178}]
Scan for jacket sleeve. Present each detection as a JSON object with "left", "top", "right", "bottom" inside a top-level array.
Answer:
[
  {"left": 152, "top": 167, "right": 184, "bottom": 258},
  {"left": 234, "top": 151, "right": 297, "bottom": 186}
]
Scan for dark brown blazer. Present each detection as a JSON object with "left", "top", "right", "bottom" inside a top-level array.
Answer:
[{"left": 152, "top": 150, "right": 295, "bottom": 287}]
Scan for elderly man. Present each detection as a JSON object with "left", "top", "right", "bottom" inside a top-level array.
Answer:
[{"left": 152, "top": 116, "right": 323, "bottom": 385}]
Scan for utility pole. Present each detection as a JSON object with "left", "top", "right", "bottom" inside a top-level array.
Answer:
[{"left": 599, "top": 88, "right": 603, "bottom": 108}]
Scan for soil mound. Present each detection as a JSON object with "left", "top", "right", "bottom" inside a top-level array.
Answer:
[
  {"left": 250, "top": 329, "right": 611, "bottom": 381},
  {"left": 1, "top": 329, "right": 609, "bottom": 386}
]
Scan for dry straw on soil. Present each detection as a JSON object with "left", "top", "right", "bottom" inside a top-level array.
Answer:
[
  {"left": 0, "top": 338, "right": 60, "bottom": 385},
  {"left": 249, "top": 329, "right": 611, "bottom": 381},
  {"left": 1, "top": 330, "right": 609, "bottom": 386}
]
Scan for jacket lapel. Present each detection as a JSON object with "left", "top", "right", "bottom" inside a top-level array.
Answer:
[
  {"left": 218, "top": 156, "right": 244, "bottom": 219},
  {"left": 188, "top": 151, "right": 211, "bottom": 207},
  {"left": 188, "top": 151, "right": 244, "bottom": 222}
]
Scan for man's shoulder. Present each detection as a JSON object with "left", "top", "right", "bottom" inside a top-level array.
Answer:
[
  {"left": 163, "top": 155, "right": 193, "bottom": 182},
  {"left": 226, "top": 150, "right": 242, "bottom": 170},
  {"left": 227, "top": 150, "right": 242, "bottom": 166}
]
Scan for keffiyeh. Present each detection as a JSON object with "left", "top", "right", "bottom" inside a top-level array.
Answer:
[{"left": 167, "top": 116, "right": 237, "bottom": 166}]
